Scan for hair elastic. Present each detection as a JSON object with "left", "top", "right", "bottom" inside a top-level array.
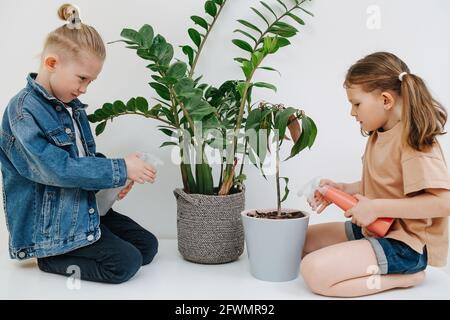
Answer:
[
  {"left": 66, "top": 5, "right": 82, "bottom": 30},
  {"left": 398, "top": 72, "right": 408, "bottom": 82}
]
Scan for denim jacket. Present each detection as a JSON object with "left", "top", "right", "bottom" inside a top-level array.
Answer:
[{"left": 0, "top": 73, "right": 127, "bottom": 260}]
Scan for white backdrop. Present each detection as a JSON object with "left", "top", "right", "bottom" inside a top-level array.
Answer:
[{"left": 1, "top": 1, "right": 450, "bottom": 270}]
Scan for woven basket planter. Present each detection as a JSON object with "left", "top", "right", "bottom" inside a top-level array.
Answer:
[{"left": 173, "top": 188, "right": 245, "bottom": 264}]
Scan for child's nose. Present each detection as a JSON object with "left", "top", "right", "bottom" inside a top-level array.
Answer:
[{"left": 78, "top": 86, "right": 87, "bottom": 94}]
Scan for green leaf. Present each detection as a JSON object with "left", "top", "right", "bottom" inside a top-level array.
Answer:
[
  {"left": 135, "top": 97, "right": 149, "bottom": 113},
  {"left": 102, "top": 102, "right": 114, "bottom": 116},
  {"left": 125, "top": 98, "right": 136, "bottom": 112},
  {"left": 148, "top": 104, "right": 162, "bottom": 117},
  {"left": 268, "top": 27, "right": 297, "bottom": 38},
  {"left": 174, "top": 77, "right": 195, "bottom": 96},
  {"left": 236, "top": 81, "right": 247, "bottom": 97},
  {"left": 233, "top": 29, "right": 257, "bottom": 44},
  {"left": 139, "top": 24, "right": 154, "bottom": 48},
  {"left": 277, "top": 37, "right": 291, "bottom": 47},
  {"left": 159, "top": 128, "right": 176, "bottom": 137},
  {"left": 213, "top": 0, "right": 224, "bottom": 5},
  {"left": 120, "top": 28, "right": 142, "bottom": 45},
  {"left": 149, "top": 82, "right": 171, "bottom": 100},
  {"left": 232, "top": 39, "right": 253, "bottom": 53},
  {"left": 160, "top": 107, "right": 175, "bottom": 124},
  {"left": 167, "top": 61, "right": 188, "bottom": 79},
  {"left": 205, "top": 0, "right": 217, "bottom": 17},
  {"left": 274, "top": 21, "right": 298, "bottom": 32},
  {"left": 160, "top": 141, "right": 178, "bottom": 148},
  {"left": 234, "top": 57, "right": 249, "bottom": 63},
  {"left": 191, "top": 16, "right": 209, "bottom": 30},
  {"left": 286, "top": 115, "right": 312, "bottom": 160},
  {"left": 242, "top": 61, "right": 254, "bottom": 79},
  {"left": 280, "top": 177, "right": 290, "bottom": 202},
  {"left": 87, "top": 114, "right": 98, "bottom": 123},
  {"left": 299, "top": 7, "right": 314, "bottom": 17},
  {"left": 136, "top": 48, "right": 154, "bottom": 60},
  {"left": 112, "top": 100, "right": 127, "bottom": 114},
  {"left": 159, "top": 44, "right": 174, "bottom": 66},
  {"left": 258, "top": 66, "right": 281, "bottom": 76},
  {"left": 251, "top": 7, "right": 270, "bottom": 27},
  {"left": 251, "top": 51, "right": 264, "bottom": 67},
  {"left": 287, "top": 12, "right": 305, "bottom": 25},
  {"left": 188, "top": 28, "right": 202, "bottom": 47},
  {"left": 237, "top": 19, "right": 262, "bottom": 34},
  {"left": 245, "top": 109, "right": 262, "bottom": 131},
  {"left": 235, "top": 173, "right": 247, "bottom": 182},
  {"left": 307, "top": 117, "right": 318, "bottom": 148},
  {"left": 253, "top": 82, "right": 277, "bottom": 92},
  {"left": 182, "top": 45, "right": 195, "bottom": 66},
  {"left": 263, "top": 37, "right": 279, "bottom": 54},
  {"left": 260, "top": 1, "right": 278, "bottom": 19},
  {"left": 276, "top": 0, "right": 288, "bottom": 10},
  {"left": 94, "top": 109, "right": 108, "bottom": 120},
  {"left": 149, "top": 35, "right": 173, "bottom": 65},
  {"left": 95, "top": 121, "right": 107, "bottom": 136},
  {"left": 274, "top": 107, "right": 297, "bottom": 141}
]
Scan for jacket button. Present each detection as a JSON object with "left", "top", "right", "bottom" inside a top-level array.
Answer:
[
  {"left": 87, "top": 234, "right": 95, "bottom": 242},
  {"left": 56, "top": 106, "right": 62, "bottom": 112},
  {"left": 65, "top": 128, "right": 72, "bottom": 134},
  {"left": 88, "top": 208, "right": 95, "bottom": 214},
  {"left": 18, "top": 251, "right": 26, "bottom": 259}
]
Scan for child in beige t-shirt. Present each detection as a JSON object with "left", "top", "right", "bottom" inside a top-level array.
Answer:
[{"left": 299, "top": 52, "right": 450, "bottom": 298}]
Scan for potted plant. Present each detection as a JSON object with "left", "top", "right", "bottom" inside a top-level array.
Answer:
[
  {"left": 88, "top": 0, "right": 314, "bottom": 264},
  {"left": 241, "top": 102, "right": 317, "bottom": 282}
]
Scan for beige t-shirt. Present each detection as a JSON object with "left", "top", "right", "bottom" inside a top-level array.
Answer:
[{"left": 361, "top": 121, "right": 450, "bottom": 267}]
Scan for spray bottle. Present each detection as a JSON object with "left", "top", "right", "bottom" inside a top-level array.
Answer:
[
  {"left": 96, "top": 152, "right": 162, "bottom": 216},
  {"left": 298, "top": 177, "right": 394, "bottom": 237}
]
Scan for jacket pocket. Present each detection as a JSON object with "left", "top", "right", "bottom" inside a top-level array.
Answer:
[
  {"left": 41, "top": 191, "right": 56, "bottom": 236},
  {"left": 47, "top": 128, "right": 74, "bottom": 147}
]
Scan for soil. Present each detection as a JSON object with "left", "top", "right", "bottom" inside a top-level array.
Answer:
[{"left": 247, "top": 210, "right": 305, "bottom": 220}]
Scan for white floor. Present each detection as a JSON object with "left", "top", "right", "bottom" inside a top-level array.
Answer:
[{"left": 1, "top": 239, "right": 450, "bottom": 300}]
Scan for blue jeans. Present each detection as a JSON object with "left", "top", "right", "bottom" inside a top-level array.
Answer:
[
  {"left": 37, "top": 209, "right": 158, "bottom": 284},
  {"left": 345, "top": 221, "right": 427, "bottom": 275}
]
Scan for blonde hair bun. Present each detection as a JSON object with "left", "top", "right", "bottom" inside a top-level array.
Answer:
[{"left": 57, "top": 3, "right": 79, "bottom": 21}]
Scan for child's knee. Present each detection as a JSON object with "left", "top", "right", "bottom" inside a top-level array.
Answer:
[
  {"left": 300, "top": 254, "right": 329, "bottom": 294},
  {"left": 140, "top": 231, "right": 159, "bottom": 265},
  {"left": 107, "top": 245, "right": 143, "bottom": 284}
]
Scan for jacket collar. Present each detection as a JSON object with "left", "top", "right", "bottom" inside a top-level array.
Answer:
[{"left": 26, "top": 73, "right": 89, "bottom": 110}]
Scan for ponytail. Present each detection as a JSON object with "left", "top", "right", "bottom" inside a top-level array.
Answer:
[{"left": 401, "top": 74, "right": 447, "bottom": 151}]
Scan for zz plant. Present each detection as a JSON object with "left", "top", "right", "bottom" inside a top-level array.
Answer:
[{"left": 88, "top": 0, "right": 314, "bottom": 195}]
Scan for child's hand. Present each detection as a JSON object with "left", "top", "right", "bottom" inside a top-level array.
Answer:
[
  {"left": 118, "top": 181, "right": 134, "bottom": 200},
  {"left": 344, "top": 194, "right": 378, "bottom": 227},
  {"left": 309, "top": 179, "right": 346, "bottom": 213},
  {"left": 125, "top": 153, "right": 157, "bottom": 184}
]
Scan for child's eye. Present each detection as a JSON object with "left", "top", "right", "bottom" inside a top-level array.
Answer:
[
  {"left": 354, "top": 103, "right": 360, "bottom": 107},
  {"left": 79, "top": 76, "right": 86, "bottom": 81}
]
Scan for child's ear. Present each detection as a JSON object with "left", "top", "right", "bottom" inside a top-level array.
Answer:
[
  {"left": 44, "top": 55, "right": 59, "bottom": 73},
  {"left": 381, "top": 91, "right": 395, "bottom": 110}
]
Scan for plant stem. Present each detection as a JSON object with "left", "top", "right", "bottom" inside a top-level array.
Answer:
[
  {"left": 276, "top": 137, "right": 281, "bottom": 217},
  {"left": 189, "top": 0, "right": 228, "bottom": 78}
]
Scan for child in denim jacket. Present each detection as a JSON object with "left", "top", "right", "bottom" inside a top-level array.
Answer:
[{"left": 0, "top": 4, "right": 158, "bottom": 284}]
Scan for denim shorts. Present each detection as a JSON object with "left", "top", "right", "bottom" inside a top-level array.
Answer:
[{"left": 345, "top": 221, "right": 427, "bottom": 275}]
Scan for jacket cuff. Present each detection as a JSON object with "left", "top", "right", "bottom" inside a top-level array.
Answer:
[{"left": 112, "top": 158, "right": 127, "bottom": 188}]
